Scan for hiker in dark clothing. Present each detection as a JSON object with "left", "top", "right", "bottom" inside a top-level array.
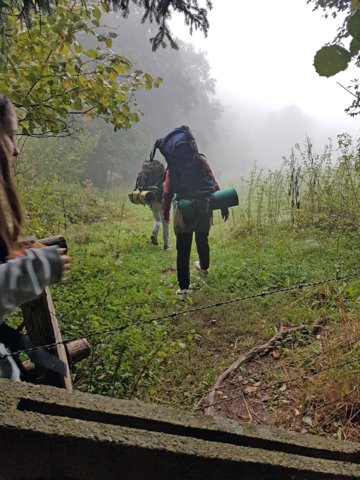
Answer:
[{"left": 162, "top": 151, "right": 229, "bottom": 297}]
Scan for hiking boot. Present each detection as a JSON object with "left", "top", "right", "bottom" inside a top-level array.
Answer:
[
  {"left": 163, "top": 244, "right": 170, "bottom": 251},
  {"left": 194, "top": 260, "right": 208, "bottom": 275},
  {"left": 151, "top": 234, "right": 158, "bottom": 245},
  {"left": 176, "top": 288, "right": 191, "bottom": 298}
]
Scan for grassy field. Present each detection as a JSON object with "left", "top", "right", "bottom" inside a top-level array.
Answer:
[
  {"left": 14, "top": 136, "right": 360, "bottom": 441},
  {"left": 39, "top": 192, "right": 360, "bottom": 441}
]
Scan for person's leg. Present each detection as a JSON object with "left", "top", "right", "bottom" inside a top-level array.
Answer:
[
  {"left": 151, "top": 202, "right": 162, "bottom": 244},
  {"left": 195, "top": 231, "right": 210, "bottom": 271},
  {"left": 176, "top": 232, "right": 193, "bottom": 289},
  {"left": 161, "top": 210, "right": 170, "bottom": 249}
]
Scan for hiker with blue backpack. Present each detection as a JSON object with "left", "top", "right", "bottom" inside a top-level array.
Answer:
[{"left": 151, "top": 126, "right": 229, "bottom": 297}]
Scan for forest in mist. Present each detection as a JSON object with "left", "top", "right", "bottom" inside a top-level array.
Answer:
[
  {"left": 15, "top": 4, "right": 359, "bottom": 191},
  {"left": 16, "top": 8, "right": 223, "bottom": 189}
]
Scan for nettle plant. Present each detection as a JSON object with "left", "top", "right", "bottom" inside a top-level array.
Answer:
[{"left": 0, "top": 1, "right": 161, "bottom": 136}]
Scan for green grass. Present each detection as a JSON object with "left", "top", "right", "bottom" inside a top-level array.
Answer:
[
  {"left": 12, "top": 134, "right": 360, "bottom": 440},
  {"left": 36, "top": 196, "right": 360, "bottom": 422}
]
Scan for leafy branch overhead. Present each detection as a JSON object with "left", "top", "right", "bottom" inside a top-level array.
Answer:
[
  {"left": 0, "top": 2, "right": 162, "bottom": 136},
  {"left": 309, "top": 0, "right": 360, "bottom": 115},
  {"left": 2, "top": 0, "right": 212, "bottom": 50}
]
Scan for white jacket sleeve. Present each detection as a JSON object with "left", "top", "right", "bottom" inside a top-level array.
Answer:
[{"left": 0, "top": 246, "right": 63, "bottom": 321}]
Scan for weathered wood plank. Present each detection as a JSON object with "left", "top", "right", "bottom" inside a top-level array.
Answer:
[
  {"left": 18, "top": 235, "right": 67, "bottom": 252},
  {"left": 21, "top": 287, "right": 72, "bottom": 391}
]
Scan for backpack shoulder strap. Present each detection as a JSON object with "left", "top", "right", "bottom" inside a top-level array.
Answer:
[
  {"left": 135, "top": 170, "right": 142, "bottom": 190},
  {"left": 135, "top": 160, "right": 147, "bottom": 190},
  {"left": 149, "top": 141, "right": 158, "bottom": 162}
]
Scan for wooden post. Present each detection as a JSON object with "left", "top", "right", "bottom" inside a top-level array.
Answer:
[
  {"left": 21, "top": 287, "right": 73, "bottom": 391},
  {"left": 19, "top": 235, "right": 72, "bottom": 391},
  {"left": 65, "top": 338, "right": 91, "bottom": 363}
]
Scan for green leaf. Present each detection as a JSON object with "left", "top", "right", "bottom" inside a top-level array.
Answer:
[
  {"left": 144, "top": 72, "right": 154, "bottom": 90},
  {"left": 346, "top": 281, "right": 360, "bottom": 298},
  {"left": 74, "top": 43, "right": 83, "bottom": 54},
  {"left": 314, "top": 45, "right": 351, "bottom": 77},
  {"left": 92, "top": 6, "right": 101, "bottom": 23},
  {"left": 0, "top": 0, "right": 155, "bottom": 136},
  {"left": 348, "top": 9, "right": 360, "bottom": 42},
  {"left": 154, "top": 76, "right": 163, "bottom": 88},
  {"left": 350, "top": 38, "right": 360, "bottom": 55},
  {"left": 86, "top": 49, "right": 98, "bottom": 60},
  {"left": 65, "top": 63, "right": 77, "bottom": 76},
  {"left": 59, "top": 42, "right": 70, "bottom": 54}
]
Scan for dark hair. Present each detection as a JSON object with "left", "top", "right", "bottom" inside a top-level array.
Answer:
[{"left": 0, "top": 95, "right": 22, "bottom": 262}]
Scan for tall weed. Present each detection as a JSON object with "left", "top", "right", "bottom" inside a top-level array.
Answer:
[{"left": 235, "top": 134, "right": 360, "bottom": 236}]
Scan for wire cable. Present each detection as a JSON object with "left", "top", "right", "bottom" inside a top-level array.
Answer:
[{"left": 3, "top": 270, "right": 360, "bottom": 359}]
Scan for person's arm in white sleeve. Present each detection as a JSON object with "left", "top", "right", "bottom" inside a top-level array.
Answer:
[{"left": 0, "top": 246, "right": 64, "bottom": 320}]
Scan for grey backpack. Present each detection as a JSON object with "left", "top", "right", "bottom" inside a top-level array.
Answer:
[{"left": 135, "top": 159, "right": 166, "bottom": 194}]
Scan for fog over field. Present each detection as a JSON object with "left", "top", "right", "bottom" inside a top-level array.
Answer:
[
  {"left": 168, "top": 0, "right": 360, "bottom": 177},
  {"left": 19, "top": 1, "right": 359, "bottom": 188}
]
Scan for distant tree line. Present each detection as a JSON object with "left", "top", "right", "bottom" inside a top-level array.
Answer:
[{"left": 12, "top": 5, "right": 222, "bottom": 188}]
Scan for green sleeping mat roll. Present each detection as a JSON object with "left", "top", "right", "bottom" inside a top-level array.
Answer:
[
  {"left": 211, "top": 188, "right": 239, "bottom": 210},
  {"left": 178, "top": 188, "right": 239, "bottom": 215}
]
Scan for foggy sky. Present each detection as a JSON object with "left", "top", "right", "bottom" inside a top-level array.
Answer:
[{"left": 169, "top": 0, "right": 360, "bottom": 176}]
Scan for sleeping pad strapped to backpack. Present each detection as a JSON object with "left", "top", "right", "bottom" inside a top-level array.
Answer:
[{"left": 128, "top": 158, "right": 166, "bottom": 206}]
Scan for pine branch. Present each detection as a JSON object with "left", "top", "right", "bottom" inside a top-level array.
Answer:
[{"left": 1, "top": 0, "right": 211, "bottom": 50}]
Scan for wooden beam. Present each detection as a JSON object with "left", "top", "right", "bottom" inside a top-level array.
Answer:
[
  {"left": 38, "top": 235, "right": 67, "bottom": 252},
  {"left": 18, "top": 235, "right": 67, "bottom": 252},
  {"left": 23, "top": 338, "right": 91, "bottom": 375},
  {"left": 21, "top": 287, "right": 73, "bottom": 391}
]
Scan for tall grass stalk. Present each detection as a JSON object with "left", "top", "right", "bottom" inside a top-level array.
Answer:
[{"left": 235, "top": 134, "right": 360, "bottom": 237}]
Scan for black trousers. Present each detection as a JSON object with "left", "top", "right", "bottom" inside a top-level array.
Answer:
[{"left": 176, "top": 232, "right": 209, "bottom": 289}]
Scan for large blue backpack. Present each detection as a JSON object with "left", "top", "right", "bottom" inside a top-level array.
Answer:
[{"left": 150, "top": 126, "right": 215, "bottom": 199}]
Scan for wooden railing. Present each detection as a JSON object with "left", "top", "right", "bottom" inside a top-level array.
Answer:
[{"left": 18, "top": 235, "right": 90, "bottom": 390}]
